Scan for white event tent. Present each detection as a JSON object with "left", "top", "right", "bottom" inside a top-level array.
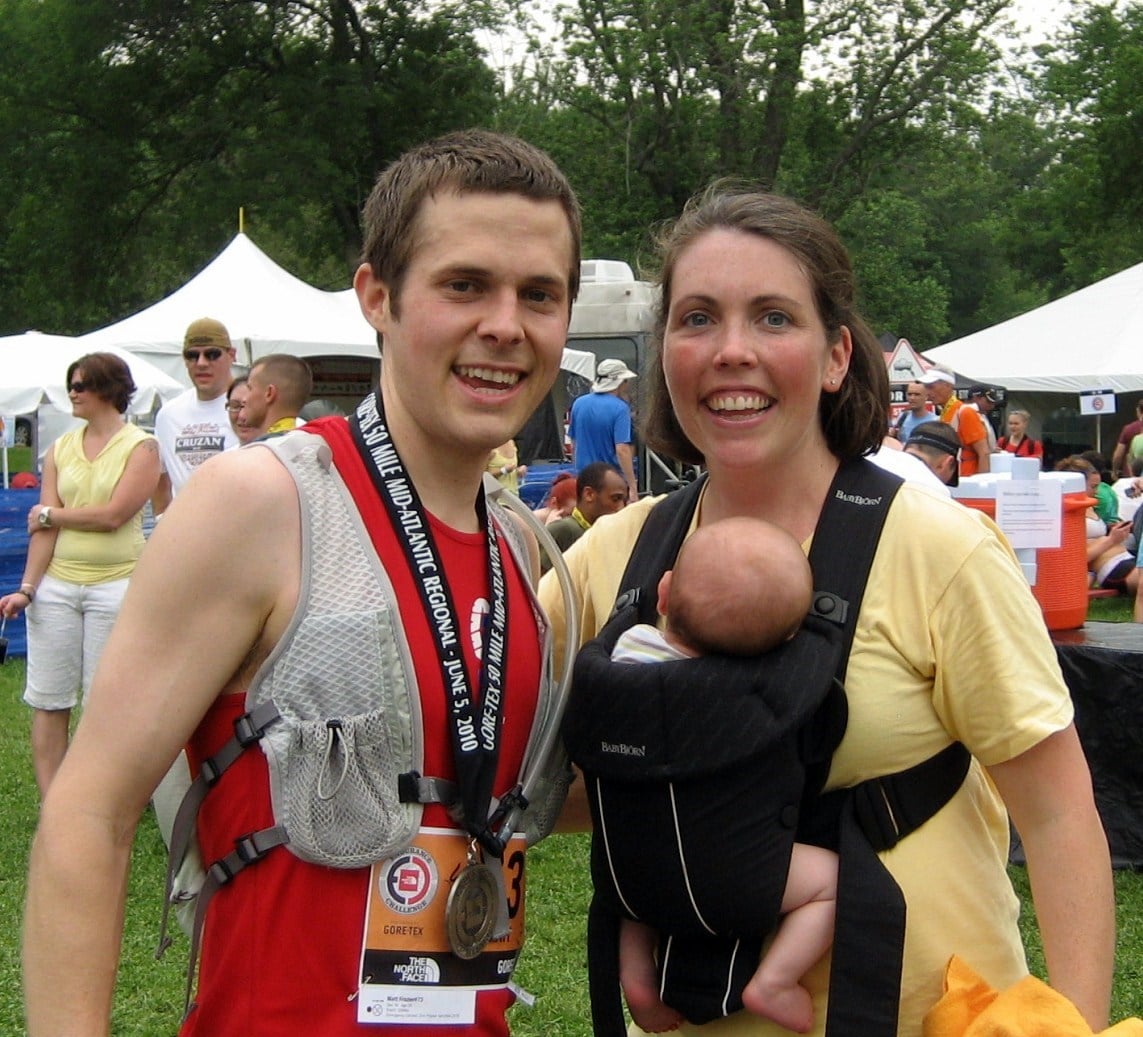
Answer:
[
  {"left": 0, "top": 332, "right": 184, "bottom": 472},
  {"left": 79, "top": 233, "right": 376, "bottom": 381},
  {"left": 0, "top": 332, "right": 182, "bottom": 417},
  {"left": 77, "top": 233, "right": 598, "bottom": 388},
  {"left": 925, "top": 260, "right": 1143, "bottom": 394}
]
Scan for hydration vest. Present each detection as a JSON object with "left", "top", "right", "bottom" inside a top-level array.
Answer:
[{"left": 158, "top": 430, "right": 574, "bottom": 1011}]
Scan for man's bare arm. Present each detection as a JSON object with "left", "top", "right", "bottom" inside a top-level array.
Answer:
[
  {"left": 616, "top": 442, "right": 639, "bottom": 501},
  {"left": 23, "top": 447, "right": 301, "bottom": 1037},
  {"left": 151, "top": 471, "right": 173, "bottom": 516},
  {"left": 973, "top": 438, "right": 991, "bottom": 473}
]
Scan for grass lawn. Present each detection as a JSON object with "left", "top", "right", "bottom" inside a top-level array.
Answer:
[{"left": 2, "top": 602, "right": 1143, "bottom": 1033}]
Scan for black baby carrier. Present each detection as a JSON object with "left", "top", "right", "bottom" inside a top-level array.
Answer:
[{"left": 562, "top": 460, "right": 972, "bottom": 1037}]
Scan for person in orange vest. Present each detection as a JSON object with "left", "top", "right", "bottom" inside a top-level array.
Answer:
[{"left": 920, "top": 367, "right": 990, "bottom": 476}]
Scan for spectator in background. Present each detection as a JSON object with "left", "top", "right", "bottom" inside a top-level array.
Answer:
[
  {"left": 1112, "top": 457, "right": 1143, "bottom": 524},
  {"left": 240, "top": 354, "right": 313, "bottom": 439},
  {"left": 532, "top": 471, "right": 577, "bottom": 525},
  {"left": 487, "top": 437, "right": 527, "bottom": 494},
  {"left": 153, "top": 317, "right": 239, "bottom": 515},
  {"left": 921, "top": 366, "right": 990, "bottom": 476},
  {"left": 1057, "top": 455, "right": 1117, "bottom": 536},
  {"left": 1085, "top": 518, "right": 1136, "bottom": 595},
  {"left": 890, "top": 381, "right": 938, "bottom": 443},
  {"left": 0, "top": 353, "right": 159, "bottom": 797},
  {"left": 1111, "top": 399, "right": 1143, "bottom": 479},
  {"left": 903, "top": 422, "right": 961, "bottom": 487},
  {"left": 225, "top": 377, "right": 259, "bottom": 446},
  {"left": 541, "top": 461, "right": 628, "bottom": 571},
  {"left": 966, "top": 386, "right": 1000, "bottom": 454},
  {"left": 568, "top": 358, "right": 639, "bottom": 502},
  {"left": 1079, "top": 451, "right": 1120, "bottom": 528},
  {"left": 997, "top": 409, "right": 1042, "bottom": 459}
]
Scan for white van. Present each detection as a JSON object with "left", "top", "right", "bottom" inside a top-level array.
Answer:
[{"left": 518, "top": 260, "right": 695, "bottom": 502}]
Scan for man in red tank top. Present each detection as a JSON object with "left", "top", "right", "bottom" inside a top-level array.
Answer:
[{"left": 25, "top": 130, "right": 582, "bottom": 1037}]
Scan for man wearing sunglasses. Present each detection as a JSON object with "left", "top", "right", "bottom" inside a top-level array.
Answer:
[{"left": 151, "top": 317, "right": 240, "bottom": 516}]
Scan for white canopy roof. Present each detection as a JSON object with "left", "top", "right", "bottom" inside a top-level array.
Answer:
[
  {"left": 79, "top": 233, "right": 376, "bottom": 380},
  {"left": 78, "top": 233, "right": 598, "bottom": 386},
  {"left": 0, "top": 332, "right": 183, "bottom": 416},
  {"left": 925, "top": 261, "right": 1143, "bottom": 393}
]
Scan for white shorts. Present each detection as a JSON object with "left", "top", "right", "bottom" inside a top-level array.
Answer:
[{"left": 23, "top": 573, "right": 129, "bottom": 712}]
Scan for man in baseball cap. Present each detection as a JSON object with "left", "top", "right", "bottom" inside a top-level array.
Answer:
[
  {"left": 967, "top": 385, "right": 1000, "bottom": 454},
  {"left": 920, "top": 366, "right": 990, "bottom": 475}
]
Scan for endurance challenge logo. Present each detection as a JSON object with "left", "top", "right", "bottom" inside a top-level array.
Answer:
[{"left": 380, "top": 846, "right": 439, "bottom": 914}]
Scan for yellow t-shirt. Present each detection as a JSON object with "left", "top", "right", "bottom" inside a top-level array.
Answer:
[
  {"left": 538, "top": 480, "right": 1074, "bottom": 1037},
  {"left": 47, "top": 423, "right": 154, "bottom": 585}
]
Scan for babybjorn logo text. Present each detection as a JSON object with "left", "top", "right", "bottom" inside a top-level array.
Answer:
[
  {"left": 601, "top": 741, "right": 646, "bottom": 757},
  {"left": 835, "top": 490, "right": 882, "bottom": 506}
]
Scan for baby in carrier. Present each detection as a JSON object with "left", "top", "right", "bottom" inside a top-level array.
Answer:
[{"left": 611, "top": 517, "right": 838, "bottom": 1034}]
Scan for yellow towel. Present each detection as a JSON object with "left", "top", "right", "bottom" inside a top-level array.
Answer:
[{"left": 923, "top": 956, "right": 1143, "bottom": 1037}]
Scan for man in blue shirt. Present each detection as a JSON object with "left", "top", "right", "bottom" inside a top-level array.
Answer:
[
  {"left": 892, "top": 381, "right": 939, "bottom": 444},
  {"left": 568, "top": 358, "right": 638, "bottom": 502}
]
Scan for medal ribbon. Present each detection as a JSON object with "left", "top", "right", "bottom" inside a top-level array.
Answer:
[{"left": 349, "top": 393, "right": 510, "bottom": 856}]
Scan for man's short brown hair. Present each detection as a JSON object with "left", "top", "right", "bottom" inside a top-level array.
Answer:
[
  {"left": 359, "top": 129, "right": 582, "bottom": 317},
  {"left": 249, "top": 354, "right": 313, "bottom": 415}
]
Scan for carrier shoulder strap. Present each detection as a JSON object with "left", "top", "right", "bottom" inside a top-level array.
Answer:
[
  {"left": 613, "top": 460, "right": 901, "bottom": 670},
  {"left": 612, "top": 474, "right": 707, "bottom": 623},
  {"left": 586, "top": 460, "right": 916, "bottom": 1037}
]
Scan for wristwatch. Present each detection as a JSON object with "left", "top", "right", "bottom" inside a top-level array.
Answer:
[{"left": 37, "top": 506, "right": 52, "bottom": 528}]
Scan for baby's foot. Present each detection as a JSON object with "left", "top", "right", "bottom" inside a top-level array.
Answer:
[
  {"left": 624, "top": 982, "right": 685, "bottom": 1033},
  {"left": 741, "top": 975, "right": 813, "bottom": 1034}
]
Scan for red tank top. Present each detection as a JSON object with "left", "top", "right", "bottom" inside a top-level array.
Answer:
[{"left": 182, "top": 420, "right": 542, "bottom": 1036}]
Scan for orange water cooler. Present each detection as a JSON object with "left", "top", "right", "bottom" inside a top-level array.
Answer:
[{"left": 951, "top": 460, "right": 1092, "bottom": 631}]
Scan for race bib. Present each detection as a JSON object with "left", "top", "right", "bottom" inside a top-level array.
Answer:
[{"left": 356, "top": 827, "right": 526, "bottom": 1025}]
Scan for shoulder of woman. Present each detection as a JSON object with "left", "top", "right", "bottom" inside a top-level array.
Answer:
[
  {"left": 560, "top": 495, "right": 659, "bottom": 584},
  {"left": 123, "top": 423, "right": 157, "bottom": 445},
  {"left": 886, "top": 480, "right": 1002, "bottom": 550},
  {"left": 584, "top": 494, "right": 659, "bottom": 545}
]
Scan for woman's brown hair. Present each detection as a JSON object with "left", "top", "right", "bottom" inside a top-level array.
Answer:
[{"left": 66, "top": 352, "right": 137, "bottom": 414}]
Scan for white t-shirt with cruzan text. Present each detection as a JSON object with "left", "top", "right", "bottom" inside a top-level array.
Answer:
[{"left": 154, "top": 389, "right": 239, "bottom": 494}]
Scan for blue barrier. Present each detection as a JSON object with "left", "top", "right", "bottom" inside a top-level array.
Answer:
[
  {"left": 519, "top": 462, "right": 576, "bottom": 509},
  {"left": 0, "top": 489, "right": 39, "bottom": 658}
]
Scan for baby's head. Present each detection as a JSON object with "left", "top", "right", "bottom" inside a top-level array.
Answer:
[{"left": 659, "top": 517, "right": 813, "bottom": 657}]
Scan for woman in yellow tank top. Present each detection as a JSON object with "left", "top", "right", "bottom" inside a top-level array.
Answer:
[{"left": 0, "top": 353, "right": 160, "bottom": 797}]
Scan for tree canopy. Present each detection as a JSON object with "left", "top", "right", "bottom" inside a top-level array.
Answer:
[{"left": 1, "top": 0, "right": 1139, "bottom": 352}]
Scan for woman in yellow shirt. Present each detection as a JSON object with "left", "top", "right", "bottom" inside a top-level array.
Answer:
[
  {"left": 542, "top": 186, "right": 1113, "bottom": 1036},
  {"left": 487, "top": 437, "right": 527, "bottom": 494},
  {"left": 0, "top": 353, "right": 159, "bottom": 796}
]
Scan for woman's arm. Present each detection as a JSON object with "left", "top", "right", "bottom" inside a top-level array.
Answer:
[
  {"left": 1086, "top": 520, "right": 1131, "bottom": 565},
  {"left": 28, "top": 438, "right": 160, "bottom": 534},
  {"left": 987, "top": 724, "right": 1114, "bottom": 1030}
]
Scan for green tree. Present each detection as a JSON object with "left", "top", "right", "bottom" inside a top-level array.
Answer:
[
  {"left": 0, "top": 0, "right": 502, "bottom": 336},
  {"left": 531, "top": 0, "right": 1013, "bottom": 226},
  {"left": 837, "top": 190, "right": 950, "bottom": 345},
  {"left": 1034, "top": 1, "right": 1143, "bottom": 288}
]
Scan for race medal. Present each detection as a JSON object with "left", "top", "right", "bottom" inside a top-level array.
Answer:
[{"left": 446, "top": 861, "right": 499, "bottom": 960}]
